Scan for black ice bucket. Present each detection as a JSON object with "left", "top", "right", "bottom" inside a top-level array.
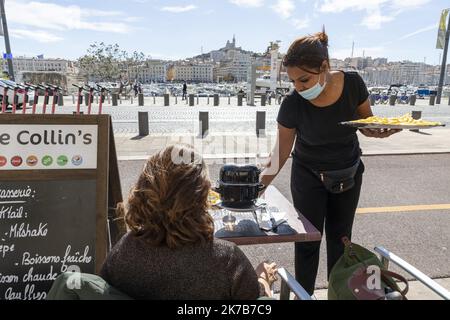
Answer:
[{"left": 215, "top": 164, "right": 264, "bottom": 208}]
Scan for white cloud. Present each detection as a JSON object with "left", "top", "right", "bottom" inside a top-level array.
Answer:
[
  {"left": 271, "top": 0, "right": 295, "bottom": 19},
  {"left": 78, "top": 22, "right": 131, "bottom": 34},
  {"left": 361, "top": 10, "right": 394, "bottom": 30},
  {"left": 313, "top": 0, "right": 321, "bottom": 11},
  {"left": 161, "top": 5, "right": 197, "bottom": 13},
  {"left": 229, "top": 0, "right": 264, "bottom": 8},
  {"left": 11, "top": 29, "right": 64, "bottom": 43},
  {"left": 81, "top": 9, "right": 123, "bottom": 18},
  {"left": 319, "top": 0, "right": 430, "bottom": 13},
  {"left": 319, "top": 0, "right": 388, "bottom": 13},
  {"left": 122, "top": 16, "right": 143, "bottom": 23},
  {"left": 291, "top": 17, "right": 310, "bottom": 30},
  {"left": 391, "top": 0, "right": 431, "bottom": 11},
  {"left": 6, "top": 0, "right": 135, "bottom": 34},
  {"left": 318, "top": 0, "right": 431, "bottom": 30}
]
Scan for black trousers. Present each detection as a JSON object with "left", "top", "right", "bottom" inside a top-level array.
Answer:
[{"left": 290, "top": 159, "right": 365, "bottom": 295}]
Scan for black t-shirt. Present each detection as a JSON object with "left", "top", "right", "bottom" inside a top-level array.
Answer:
[{"left": 277, "top": 71, "right": 369, "bottom": 171}]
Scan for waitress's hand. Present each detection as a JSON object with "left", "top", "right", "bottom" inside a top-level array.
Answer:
[{"left": 359, "top": 128, "right": 402, "bottom": 138}]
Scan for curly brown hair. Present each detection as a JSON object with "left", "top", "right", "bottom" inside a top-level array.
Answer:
[{"left": 121, "top": 145, "right": 214, "bottom": 249}]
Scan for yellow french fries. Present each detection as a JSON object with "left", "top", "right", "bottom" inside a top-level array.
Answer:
[
  {"left": 350, "top": 113, "right": 442, "bottom": 126},
  {"left": 208, "top": 189, "right": 221, "bottom": 206}
]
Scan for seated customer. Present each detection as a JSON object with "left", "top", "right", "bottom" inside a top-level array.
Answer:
[{"left": 101, "top": 145, "right": 276, "bottom": 299}]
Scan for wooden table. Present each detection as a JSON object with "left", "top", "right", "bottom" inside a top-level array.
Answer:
[{"left": 212, "top": 185, "right": 321, "bottom": 245}]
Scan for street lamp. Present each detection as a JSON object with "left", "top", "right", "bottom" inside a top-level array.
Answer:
[
  {"left": 0, "top": 0, "right": 14, "bottom": 80},
  {"left": 437, "top": 8, "right": 450, "bottom": 104}
]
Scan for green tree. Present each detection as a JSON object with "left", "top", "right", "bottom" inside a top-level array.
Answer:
[
  {"left": 120, "top": 50, "right": 146, "bottom": 82},
  {"left": 78, "top": 42, "right": 122, "bottom": 82},
  {"left": 78, "top": 42, "right": 148, "bottom": 82},
  {"left": 0, "top": 59, "right": 8, "bottom": 79}
]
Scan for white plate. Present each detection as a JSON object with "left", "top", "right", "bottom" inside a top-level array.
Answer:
[{"left": 340, "top": 121, "right": 445, "bottom": 130}]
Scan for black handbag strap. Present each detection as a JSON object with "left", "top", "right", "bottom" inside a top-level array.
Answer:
[{"left": 381, "top": 270, "right": 409, "bottom": 298}]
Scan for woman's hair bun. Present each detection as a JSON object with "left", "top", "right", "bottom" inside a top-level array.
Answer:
[{"left": 315, "top": 26, "right": 328, "bottom": 47}]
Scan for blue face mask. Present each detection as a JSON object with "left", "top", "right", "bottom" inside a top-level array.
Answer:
[{"left": 297, "top": 72, "right": 327, "bottom": 100}]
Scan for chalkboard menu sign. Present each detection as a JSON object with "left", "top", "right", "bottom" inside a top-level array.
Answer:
[
  {"left": 0, "top": 180, "right": 97, "bottom": 300},
  {"left": 0, "top": 115, "right": 116, "bottom": 300}
]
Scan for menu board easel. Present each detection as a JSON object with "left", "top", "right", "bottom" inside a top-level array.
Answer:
[{"left": 0, "top": 114, "right": 124, "bottom": 300}]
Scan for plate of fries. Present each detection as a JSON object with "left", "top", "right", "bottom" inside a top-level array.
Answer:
[{"left": 340, "top": 113, "right": 445, "bottom": 130}]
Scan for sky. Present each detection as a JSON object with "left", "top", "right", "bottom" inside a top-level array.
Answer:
[{"left": 2, "top": 0, "right": 450, "bottom": 65}]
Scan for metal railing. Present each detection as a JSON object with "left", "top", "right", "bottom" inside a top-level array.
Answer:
[
  {"left": 375, "top": 246, "right": 450, "bottom": 300},
  {"left": 277, "top": 267, "right": 312, "bottom": 300}
]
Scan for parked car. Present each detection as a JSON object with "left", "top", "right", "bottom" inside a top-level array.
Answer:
[{"left": 0, "top": 79, "right": 35, "bottom": 109}]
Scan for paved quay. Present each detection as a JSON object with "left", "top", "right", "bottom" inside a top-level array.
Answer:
[{"left": 114, "top": 128, "right": 450, "bottom": 160}]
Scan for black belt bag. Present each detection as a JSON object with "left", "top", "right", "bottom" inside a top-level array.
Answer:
[{"left": 313, "top": 159, "right": 361, "bottom": 194}]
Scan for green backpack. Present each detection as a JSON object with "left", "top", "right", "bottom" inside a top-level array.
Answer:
[{"left": 328, "top": 237, "right": 408, "bottom": 300}]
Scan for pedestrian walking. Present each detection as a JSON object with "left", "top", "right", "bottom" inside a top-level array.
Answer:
[{"left": 182, "top": 81, "right": 187, "bottom": 100}]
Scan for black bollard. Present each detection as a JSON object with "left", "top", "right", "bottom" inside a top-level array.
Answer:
[
  {"left": 409, "top": 95, "right": 416, "bottom": 106},
  {"left": 369, "top": 94, "right": 375, "bottom": 106},
  {"left": 199, "top": 112, "right": 209, "bottom": 138},
  {"left": 261, "top": 94, "right": 266, "bottom": 107},
  {"left": 237, "top": 94, "right": 243, "bottom": 106},
  {"left": 411, "top": 110, "right": 422, "bottom": 120},
  {"left": 256, "top": 111, "right": 266, "bottom": 137},
  {"left": 429, "top": 94, "right": 436, "bottom": 106},
  {"left": 164, "top": 93, "right": 170, "bottom": 106},
  {"left": 389, "top": 95, "right": 397, "bottom": 106},
  {"left": 410, "top": 111, "right": 422, "bottom": 133},
  {"left": 58, "top": 93, "right": 64, "bottom": 106},
  {"left": 112, "top": 93, "right": 118, "bottom": 106},
  {"left": 138, "top": 112, "right": 149, "bottom": 136},
  {"left": 214, "top": 94, "right": 219, "bottom": 106},
  {"left": 189, "top": 94, "right": 195, "bottom": 107},
  {"left": 138, "top": 93, "right": 144, "bottom": 106}
]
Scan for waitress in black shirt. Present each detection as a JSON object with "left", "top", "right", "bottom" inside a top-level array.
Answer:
[{"left": 259, "top": 29, "right": 401, "bottom": 296}]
